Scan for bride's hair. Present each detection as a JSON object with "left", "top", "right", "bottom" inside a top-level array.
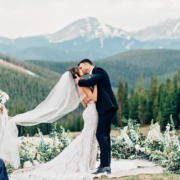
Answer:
[{"left": 68, "top": 67, "right": 81, "bottom": 79}]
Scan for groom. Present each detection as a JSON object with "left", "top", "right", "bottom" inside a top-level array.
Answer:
[{"left": 74, "top": 59, "right": 118, "bottom": 175}]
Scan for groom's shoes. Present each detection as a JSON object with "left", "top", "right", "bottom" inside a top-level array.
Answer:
[
  {"left": 96, "top": 165, "right": 102, "bottom": 169},
  {"left": 92, "top": 166, "right": 111, "bottom": 176}
]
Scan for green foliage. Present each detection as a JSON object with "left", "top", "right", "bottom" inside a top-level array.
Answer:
[
  {"left": 27, "top": 49, "right": 180, "bottom": 89},
  {"left": 5, "top": 162, "right": 15, "bottom": 175},
  {"left": 18, "top": 125, "right": 72, "bottom": 171},
  {"left": 111, "top": 139, "right": 136, "bottom": 159},
  {"left": 116, "top": 71, "right": 180, "bottom": 129},
  {"left": 2, "top": 49, "right": 180, "bottom": 135},
  {"left": 0, "top": 53, "right": 85, "bottom": 136},
  {"left": 0, "top": 52, "right": 60, "bottom": 81}
]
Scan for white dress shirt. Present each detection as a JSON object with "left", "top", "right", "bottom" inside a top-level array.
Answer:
[{"left": 90, "top": 66, "right": 95, "bottom": 76}]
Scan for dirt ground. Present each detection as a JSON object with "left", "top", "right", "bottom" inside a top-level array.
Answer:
[
  {"left": 95, "top": 173, "right": 180, "bottom": 180},
  {"left": 70, "top": 125, "right": 150, "bottom": 138}
]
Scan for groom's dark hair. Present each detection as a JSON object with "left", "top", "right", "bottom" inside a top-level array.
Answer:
[{"left": 78, "top": 59, "right": 93, "bottom": 66}]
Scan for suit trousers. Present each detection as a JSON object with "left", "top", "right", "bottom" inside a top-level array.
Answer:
[{"left": 96, "top": 107, "right": 117, "bottom": 167}]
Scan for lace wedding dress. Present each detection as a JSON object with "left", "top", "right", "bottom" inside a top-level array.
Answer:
[
  {"left": 10, "top": 100, "right": 98, "bottom": 180},
  {"left": 0, "top": 104, "right": 20, "bottom": 169}
]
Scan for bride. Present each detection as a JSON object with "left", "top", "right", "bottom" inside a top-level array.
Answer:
[{"left": 1, "top": 67, "right": 99, "bottom": 180}]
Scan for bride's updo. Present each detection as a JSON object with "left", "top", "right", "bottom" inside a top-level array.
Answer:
[{"left": 68, "top": 67, "right": 81, "bottom": 79}]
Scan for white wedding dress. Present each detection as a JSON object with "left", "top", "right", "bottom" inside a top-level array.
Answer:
[
  {"left": 0, "top": 104, "right": 20, "bottom": 169},
  {"left": 10, "top": 100, "right": 99, "bottom": 180}
]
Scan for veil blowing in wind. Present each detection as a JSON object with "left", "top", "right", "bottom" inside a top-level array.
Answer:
[
  {"left": 1, "top": 71, "right": 85, "bottom": 169},
  {"left": 12, "top": 71, "right": 83, "bottom": 126}
]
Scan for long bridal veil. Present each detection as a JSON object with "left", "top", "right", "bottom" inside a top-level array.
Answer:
[
  {"left": 1, "top": 71, "right": 85, "bottom": 169},
  {"left": 12, "top": 71, "right": 84, "bottom": 126}
]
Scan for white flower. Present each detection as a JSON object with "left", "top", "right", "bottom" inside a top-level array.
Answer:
[
  {"left": 33, "top": 160, "right": 39, "bottom": 166},
  {"left": 117, "top": 135, "right": 123, "bottom": 140},
  {"left": 60, "top": 142, "right": 64, "bottom": 148},
  {"left": 67, "top": 138, "right": 71, "bottom": 145},
  {"left": 140, "top": 147, "right": 145, "bottom": 152},
  {"left": 1, "top": 92, "right": 6, "bottom": 96},
  {"left": 28, "top": 138, "right": 32, "bottom": 144},
  {"left": 24, "top": 161, "right": 33, "bottom": 168},
  {"left": 135, "top": 144, "right": 140, "bottom": 150},
  {"left": 29, "top": 148, "right": 32, "bottom": 155},
  {"left": 1, "top": 97, "right": 6, "bottom": 103},
  {"left": 146, "top": 149, "right": 151, "bottom": 154},
  {"left": 35, "top": 138, "right": 40, "bottom": 147},
  {"left": 5, "top": 94, "right": 9, "bottom": 100},
  {"left": 118, "top": 126, "right": 133, "bottom": 147},
  {"left": 49, "top": 140, "right": 53, "bottom": 148}
]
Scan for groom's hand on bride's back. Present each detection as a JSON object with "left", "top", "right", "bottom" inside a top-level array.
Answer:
[{"left": 74, "top": 74, "right": 80, "bottom": 85}]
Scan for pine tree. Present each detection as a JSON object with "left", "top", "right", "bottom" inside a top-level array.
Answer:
[
  {"left": 153, "top": 84, "right": 164, "bottom": 122},
  {"left": 129, "top": 88, "right": 135, "bottom": 119},
  {"left": 122, "top": 82, "right": 129, "bottom": 119},
  {"left": 129, "top": 88, "right": 139, "bottom": 120},
  {"left": 117, "top": 77, "right": 124, "bottom": 126},
  {"left": 137, "top": 75, "right": 148, "bottom": 125},
  {"left": 172, "top": 74, "right": 178, "bottom": 127},
  {"left": 14, "top": 102, "right": 27, "bottom": 136},
  {"left": 147, "top": 73, "right": 157, "bottom": 124},
  {"left": 161, "top": 90, "right": 172, "bottom": 130},
  {"left": 177, "top": 70, "right": 180, "bottom": 126}
]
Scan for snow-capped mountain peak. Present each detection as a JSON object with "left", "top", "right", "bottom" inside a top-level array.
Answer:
[
  {"left": 46, "top": 17, "right": 131, "bottom": 43},
  {"left": 130, "top": 17, "right": 180, "bottom": 41}
]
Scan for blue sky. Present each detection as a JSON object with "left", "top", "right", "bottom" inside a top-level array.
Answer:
[{"left": 0, "top": 0, "right": 180, "bottom": 39}]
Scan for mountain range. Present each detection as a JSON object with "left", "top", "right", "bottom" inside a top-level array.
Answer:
[
  {"left": 0, "top": 17, "right": 180, "bottom": 61},
  {"left": 130, "top": 18, "right": 180, "bottom": 41}
]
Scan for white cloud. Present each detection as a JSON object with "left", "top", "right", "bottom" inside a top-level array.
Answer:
[{"left": 0, "top": 0, "right": 180, "bottom": 38}]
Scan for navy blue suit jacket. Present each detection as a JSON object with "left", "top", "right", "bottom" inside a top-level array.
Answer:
[
  {"left": 78, "top": 66, "right": 118, "bottom": 114},
  {"left": 0, "top": 158, "right": 9, "bottom": 180}
]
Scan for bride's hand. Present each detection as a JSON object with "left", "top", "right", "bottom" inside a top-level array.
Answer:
[
  {"left": 0, "top": 105, "right": 4, "bottom": 110},
  {"left": 8, "top": 116, "right": 12, "bottom": 119},
  {"left": 83, "top": 97, "right": 91, "bottom": 104},
  {"left": 74, "top": 74, "right": 80, "bottom": 85}
]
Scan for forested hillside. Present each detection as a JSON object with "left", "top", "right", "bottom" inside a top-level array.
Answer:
[
  {"left": 0, "top": 53, "right": 60, "bottom": 81},
  {"left": 115, "top": 71, "right": 180, "bottom": 131},
  {"left": 27, "top": 49, "right": 180, "bottom": 89},
  {"left": 0, "top": 53, "right": 84, "bottom": 136},
  {"left": 1, "top": 49, "right": 180, "bottom": 137}
]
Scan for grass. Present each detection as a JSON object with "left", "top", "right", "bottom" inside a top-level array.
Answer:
[{"left": 95, "top": 172, "right": 180, "bottom": 180}]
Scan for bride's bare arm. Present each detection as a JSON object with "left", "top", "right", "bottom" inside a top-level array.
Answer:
[
  {"left": 77, "top": 85, "right": 90, "bottom": 107},
  {"left": 82, "top": 85, "right": 97, "bottom": 102}
]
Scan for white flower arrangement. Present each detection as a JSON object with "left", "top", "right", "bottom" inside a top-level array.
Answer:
[
  {"left": 145, "top": 120, "right": 164, "bottom": 145},
  {"left": 0, "top": 90, "right": 9, "bottom": 104},
  {"left": 140, "top": 147, "right": 145, "bottom": 152},
  {"left": 5, "top": 118, "right": 180, "bottom": 175},
  {"left": 117, "top": 126, "right": 133, "bottom": 147},
  {"left": 0, "top": 90, "right": 9, "bottom": 114},
  {"left": 23, "top": 161, "right": 33, "bottom": 168},
  {"left": 135, "top": 144, "right": 140, "bottom": 151}
]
